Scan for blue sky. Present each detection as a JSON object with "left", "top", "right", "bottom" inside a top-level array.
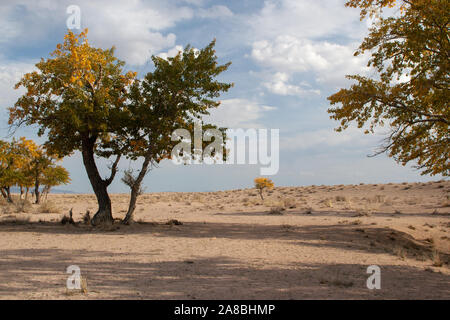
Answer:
[{"left": 0, "top": 0, "right": 443, "bottom": 193}]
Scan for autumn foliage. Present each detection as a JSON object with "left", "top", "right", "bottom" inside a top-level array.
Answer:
[
  {"left": 0, "top": 138, "right": 70, "bottom": 203},
  {"left": 329, "top": 0, "right": 449, "bottom": 176},
  {"left": 10, "top": 29, "right": 232, "bottom": 224},
  {"left": 254, "top": 177, "right": 274, "bottom": 200}
]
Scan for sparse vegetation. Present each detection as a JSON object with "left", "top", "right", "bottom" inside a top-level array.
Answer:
[
  {"left": 282, "top": 197, "right": 296, "bottom": 209},
  {"left": 37, "top": 201, "right": 60, "bottom": 214},
  {"left": 254, "top": 177, "right": 274, "bottom": 200},
  {"left": 269, "top": 206, "right": 285, "bottom": 215}
]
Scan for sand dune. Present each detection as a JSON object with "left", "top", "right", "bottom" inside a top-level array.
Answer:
[{"left": 0, "top": 181, "right": 449, "bottom": 299}]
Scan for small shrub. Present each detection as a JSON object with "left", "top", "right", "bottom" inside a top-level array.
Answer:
[
  {"left": 0, "top": 215, "right": 31, "bottom": 225},
  {"left": 323, "top": 199, "right": 333, "bottom": 208},
  {"left": 353, "top": 208, "right": 372, "bottom": 217},
  {"left": 394, "top": 246, "right": 406, "bottom": 260},
  {"left": 61, "top": 209, "right": 75, "bottom": 225},
  {"left": 282, "top": 197, "right": 296, "bottom": 209},
  {"left": 374, "top": 195, "right": 385, "bottom": 203},
  {"left": 83, "top": 210, "right": 91, "bottom": 225},
  {"left": 37, "top": 201, "right": 60, "bottom": 214},
  {"left": 432, "top": 249, "right": 443, "bottom": 267},
  {"left": 13, "top": 200, "right": 33, "bottom": 213},
  {"left": 0, "top": 197, "right": 8, "bottom": 207},
  {"left": 166, "top": 219, "right": 183, "bottom": 226},
  {"left": 269, "top": 206, "right": 285, "bottom": 215},
  {"left": 1, "top": 205, "right": 12, "bottom": 215}
]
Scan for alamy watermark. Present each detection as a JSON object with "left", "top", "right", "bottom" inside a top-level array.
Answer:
[
  {"left": 366, "top": 265, "right": 381, "bottom": 289},
  {"left": 66, "top": 265, "right": 81, "bottom": 290},
  {"left": 66, "top": 5, "right": 81, "bottom": 30},
  {"left": 65, "top": 6, "right": 279, "bottom": 175},
  {"left": 171, "top": 123, "right": 279, "bottom": 175}
]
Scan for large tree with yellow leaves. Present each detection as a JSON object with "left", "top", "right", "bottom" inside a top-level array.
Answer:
[
  {"left": 10, "top": 30, "right": 232, "bottom": 225},
  {"left": 328, "top": 0, "right": 449, "bottom": 176},
  {"left": 10, "top": 30, "right": 134, "bottom": 224}
]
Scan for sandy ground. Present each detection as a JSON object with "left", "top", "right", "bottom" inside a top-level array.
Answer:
[{"left": 0, "top": 180, "right": 449, "bottom": 300}]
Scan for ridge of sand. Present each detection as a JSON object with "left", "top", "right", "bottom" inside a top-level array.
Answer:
[{"left": 0, "top": 181, "right": 449, "bottom": 299}]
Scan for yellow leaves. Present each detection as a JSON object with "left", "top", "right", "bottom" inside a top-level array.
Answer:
[
  {"left": 346, "top": 0, "right": 404, "bottom": 19},
  {"left": 254, "top": 177, "right": 274, "bottom": 190},
  {"left": 127, "top": 71, "right": 138, "bottom": 78},
  {"left": 0, "top": 137, "right": 70, "bottom": 189},
  {"left": 70, "top": 74, "right": 79, "bottom": 83},
  {"left": 130, "top": 139, "right": 146, "bottom": 152},
  {"left": 331, "top": 0, "right": 449, "bottom": 177}
]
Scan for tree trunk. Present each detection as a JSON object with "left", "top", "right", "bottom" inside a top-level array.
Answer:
[
  {"left": 122, "top": 186, "right": 139, "bottom": 225},
  {"left": 5, "top": 187, "right": 13, "bottom": 203},
  {"left": 44, "top": 187, "right": 50, "bottom": 202},
  {"left": 25, "top": 187, "right": 29, "bottom": 201},
  {"left": 34, "top": 182, "right": 41, "bottom": 204},
  {"left": 20, "top": 186, "right": 24, "bottom": 200},
  {"left": 122, "top": 154, "right": 152, "bottom": 225},
  {"left": 81, "top": 137, "right": 113, "bottom": 226},
  {"left": 259, "top": 189, "right": 264, "bottom": 200},
  {"left": 0, "top": 187, "right": 7, "bottom": 199}
]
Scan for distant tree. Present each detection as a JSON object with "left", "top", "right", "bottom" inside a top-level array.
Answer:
[
  {"left": 254, "top": 177, "right": 274, "bottom": 200},
  {"left": 41, "top": 165, "right": 71, "bottom": 202},
  {"left": 0, "top": 140, "right": 12, "bottom": 202},
  {"left": 0, "top": 138, "right": 70, "bottom": 204},
  {"left": 0, "top": 138, "right": 37, "bottom": 203},
  {"left": 328, "top": 0, "right": 449, "bottom": 176}
]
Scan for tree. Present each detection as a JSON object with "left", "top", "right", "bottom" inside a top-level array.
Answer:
[
  {"left": 0, "top": 140, "right": 13, "bottom": 202},
  {"left": 119, "top": 43, "right": 232, "bottom": 224},
  {"left": 0, "top": 138, "right": 38, "bottom": 203},
  {"left": 10, "top": 29, "right": 136, "bottom": 224},
  {"left": 10, "top": 29, "right": 232, "bottom": 225},
  {"left": 328, "top": 0, "right": 449, "bottom": 176},
  {"left": 0, "top": 138, "right": 70, "bottom": 204},
  {"left": 254, "top": 177, "right": 274, "bottom": 200},
  {"left": 41, "top": 165, "right": 71, "bottom": 202}
]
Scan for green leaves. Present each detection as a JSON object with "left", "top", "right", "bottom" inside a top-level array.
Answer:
[{"left": 120, "top": 40, "right": 232, "bottom": 161}]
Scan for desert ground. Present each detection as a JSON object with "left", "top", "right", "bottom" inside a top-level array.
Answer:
[{"left": 0, "top": 180, "right": 449, "bottom": 299}]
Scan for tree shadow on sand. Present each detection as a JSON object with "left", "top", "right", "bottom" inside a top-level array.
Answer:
[
  {"left": 0, "top": 249, "right": 448, "bottom": 299},
  {"left": 0, "top": 219, "right": 448, "bottom": 266}
]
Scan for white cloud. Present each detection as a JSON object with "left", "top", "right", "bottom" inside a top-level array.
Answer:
[
  {"left": 0, "top": 0, "right": 196, "bottom": 66},
  {"left": 263, "top": 72, "right": 320, "bottom": 96},
  {"left": 281, "top": 127, "right": 378, "bottom": 151},
  {"left": 249, "top": 0, "right": 364, "bottom": 41},
  {"left": 157, "top": 44, "right": 202, "bottom": 61},
  {"left": 203, "top": 99, "right": 275, "bottom": 128},
  {"left": 247, "top": 0, "right": 372, "bottom": 89},
  {"left": 181, "top": 0, "right": 205, "bottom": 5},
  {"left": 0, "top": 60, "right": 36, "bottom": 108},
  {"left": 157, "top": 45, "right": 185, "bottom": 60},
  {"left": 81, "top": 0, "right": 193, "bottom": 65},
  {"left": 252, "top": 35, "right": 370, "bottom": 86},
  {"left": 197, "top": 5, "right": 233, "bottom": 19}
]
